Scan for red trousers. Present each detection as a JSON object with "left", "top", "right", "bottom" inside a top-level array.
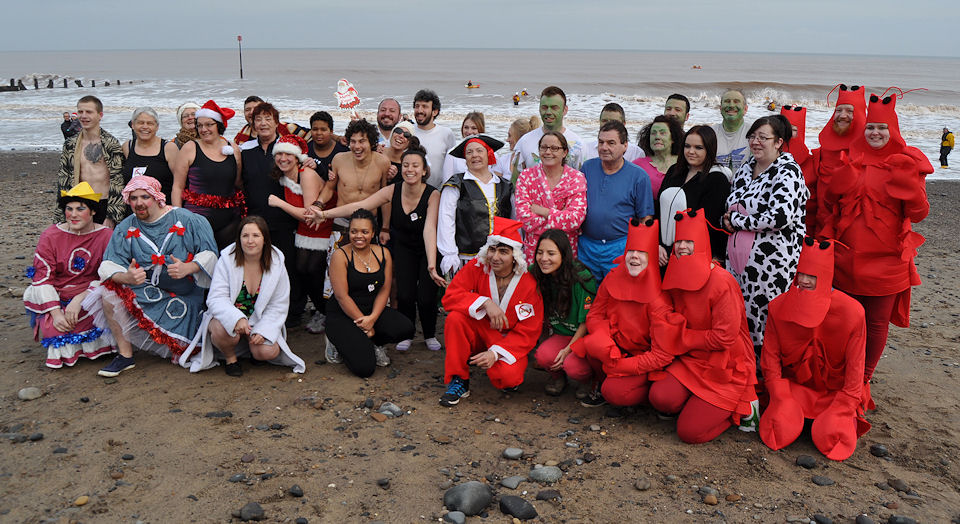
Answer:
[
  {"left": 648, "top": 374, "right": 734, "bottom": 444},
  {"left": 849, "top": 293, "right": 897, "bottom": 381},
  {"left": 602, "top": 375, "right": 651, "bottom": 407},
  {"left": 444, "top": 310, "right": 528, "bottom": 389},
  {"left": 534, "top": 334, "right": 602, "bottom": 383}
]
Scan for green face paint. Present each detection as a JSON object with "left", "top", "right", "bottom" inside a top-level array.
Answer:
[
  {"left": 650, "top": 122, "right": 671, "bottom": 153},
  {"left": 539, "top": 95, "right": 566, "bottom": 132},
  {"left": 720, "top": 90, "right": 746, "bottom": 131},
  {"left": 599, "top": 110, "right": 624, "bottom": 125}
]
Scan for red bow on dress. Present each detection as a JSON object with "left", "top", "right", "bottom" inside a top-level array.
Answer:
[
  {"left": 169, "top": 225, "right": 185, "bottom": 236},
  {"left": 125, "top": 228, "right": 141, "bottom": 239},
  {"left": 151, "top": 254, "right": 166, "bottom": 265}
]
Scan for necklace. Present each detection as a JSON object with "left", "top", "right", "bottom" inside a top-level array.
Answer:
[{"left": 355, "top": 248, "right": 375, "bottom": 272}]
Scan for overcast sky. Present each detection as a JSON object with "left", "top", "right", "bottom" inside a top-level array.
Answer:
[{"left": 4, "top": 0, "right": 957, "bottom": 57}]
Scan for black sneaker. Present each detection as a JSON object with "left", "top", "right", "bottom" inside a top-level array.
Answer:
[
  {"left": 224, "top": 361, "right": 243, "bottom": 377},
  {"left": 439, "top": 377, "right": 470, "bottom": 407},
  {"left": 98, "top": 354, "right": 136, "bottom": 377},
  {"left": 580, "top": 390, "right": 607, "bottom": 408}
]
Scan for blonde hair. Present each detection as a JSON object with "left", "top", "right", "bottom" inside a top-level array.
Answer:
[
  {"left": 463, "top": 112, "right": 486, "bottom": 134},
  {"left": 510, "top": 116, "right": 541, "bottom": 138}
]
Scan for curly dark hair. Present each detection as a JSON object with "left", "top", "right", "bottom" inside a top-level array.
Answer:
[
  {"left": 344, "top": 118, "right": 379, "bottom": 150},
  {"left": 530, "top": 229, "right": 594, "bottom": 319},
  {"left": 638, "top": 115, "right": 683, "bottom": 156}
]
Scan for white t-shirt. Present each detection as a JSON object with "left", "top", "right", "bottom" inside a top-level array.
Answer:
[
  {"left": 514, "top": 127, "right": 587, "bottom": 172},
  {"left": 414, "top": 124, "right": 457, "bottom": 188},
  {"left": 583, "top": 140, "right": 646, "bottom": 163},
  {"left": 711, "top": 122, "right": 751, "bottom": 172}
]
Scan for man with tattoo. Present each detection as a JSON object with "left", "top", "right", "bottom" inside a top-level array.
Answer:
[{"left": 56, "top": 96, "right": 125, "bottom": 227}]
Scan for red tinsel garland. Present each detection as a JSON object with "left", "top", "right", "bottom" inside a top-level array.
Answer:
[
  {"left": 182, "top": 189, "right": 248, "bottom": 217},
  {"left": 103, "top": 279, "right": 188, "bottom": 360}
]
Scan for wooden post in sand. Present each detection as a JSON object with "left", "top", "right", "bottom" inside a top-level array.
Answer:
[{"left": 63, "top": 79, "right": 68, "bottom": 88}]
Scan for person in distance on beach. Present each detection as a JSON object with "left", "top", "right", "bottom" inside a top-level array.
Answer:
[
  {"left": 376, "top": 98, "right": 402, "bottom": 149},
  {"left": 186, "top": 215, "right": 305, "bottom": 376},
  {"left": 85, "top": 176, "right": 218, "bottom": 377},
  {"left": 174, "top": 102, "right": 200, "bottom": 148},
  {"left": 411, "top": 89, "right": 456, "bottom": 188},
  {"left": 56, "top": 95, "right": 125, "bottom": 228},
  {"left": 723, "top": 115, "right": 807, "bottom": 362},
  {"left": 664, "top": 93, "right": 691, "bottom": 128},
  {"left": 439, "top": 217, "right": 543, "bottom": 407},
  {"left": 122, "top": 107, "right": 178, "bottom": 205},
  {"left": 710, "top": 89, "right": 751, "bottom": 172},
  {"left": 514, "top": 86, "right": 586, "bottom": 171},
  {"left": 572, "top": 218, "right": 673, "bottom": 408},
  {"left": 941, "top": 126, "right": 954, "bottom": 168},
  {"left": 817, "top": 91, "right": 931, "bottom": 395},
  {"left": 577, "top": 120, "right": 654, "bottom": 281},
  {"left": 582, "top": 102, "right": 644, "bottom": 164},
  {"left": 634, "top": 115, "right": 683, "bottom": 197},
  {"left": 651, "top": 209, "right": 758, "bottom": 442},
  {"left": 24, "top": 182, "right": 115, "bottom": 368},
  {"left": 759, "top": 237, "right": 870, "bottom": 461},
  {"left": 172, "top": 100, "right": 243, "bottom": 251},
  {"left": 807, "top": 84, "right": 866, "bottom": 236}
]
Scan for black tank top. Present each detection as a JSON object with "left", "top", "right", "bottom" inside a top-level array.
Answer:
[
  {"left": 391, "top": 183, "right": 435, "bottom": 249},
  {"left": 122, "top": 137, "right": 174, "bottom": 203},
  {"left": 185, "top": 143, "right": 239, "bottom": 231},
  {"left": 339, "top": 246, "right": 385, "bottom": 314}
]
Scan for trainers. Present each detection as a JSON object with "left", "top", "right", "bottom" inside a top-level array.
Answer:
[
  {"left": 224, "top": 361, "right": 242, "bottom": 377},
  {"left": 737, "top": 399, "right": 761, "bottom": 432},
  {"left": 98, "top": 354, "right": 136, "bottom": 377},
  {"left": 544, "top": 375, "right": 567, "bottom": 396},
  {"left": 305, "top": 312, "right": 326, "bottom": 334},
  {"left": 580, "top": 389, "right": 607, "bottom": 408},
  {"left": 395, "top": 339, "right": 412, "bottom": 352},
  {"left": 325, "top": 339, "right": 342, "bottom": 364},
  {"left": 374, "top": 345, "right": 390, "bottom": 367},
  {"left": 439, "top": 377, "right": 470, "bottom": 407},
  {"left": 425, "top": 337, "right": 442, "bottom": 351},
  {"left": 574, "top": 381, "right": 592, "bottom": 400}
]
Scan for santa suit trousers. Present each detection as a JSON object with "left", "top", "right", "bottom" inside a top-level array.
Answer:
[
  {"left": 648, "top": 373, "right": 734, "bottom": 444},
  {"left": 444, "top": 310, "right": 528, "bottom": 389},
  {"left": 602, "top": 375, "right": 652, "bottom": 407}
]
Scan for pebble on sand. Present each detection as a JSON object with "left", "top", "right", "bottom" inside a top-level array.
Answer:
[
  {"left": 503, "top": 447, "right": 523, "bottom": 460},
  {"left": 443, "top": 511, "right": 466, "bottom": 524},
  {"left": 501, "top": 476, "right": 525, "bottom": 490},
  {"left": 528, "top": 465, "right": 562, "bottom": 484},
  {"left": 239, "top": 501, "right": 265, "bottom": 521},
  {"left": 812, "top": 475, "right": 835, "bottom": 486},
  {"left": 634, "top": 477, "right": 652, "bottom": 491},
  {"left": 288, "top": 484, "right": 304, "bottom": 497},
  {"left": 442, "top": 481, "right": 492, "bottom": 516},
  {"left": 370, "top": 412, "right": 388, "bottom": 423},
  {"left": 74, "top": 495, "right": 89, "bottom": 506},
  {"left": 796, "top": 455, "right": 817, "bottom": 469},
  {"left": 499, "top": 495, "right": 538, "bottom": 520},
  {"left": 703, "top": 494, "right": 718, "bottom": 505},
  {"left": 18, "top": 387, "right": 42, "bottom": 401},
  {"left": 870, "top": 444, "right": 890, "bottom": 458}
]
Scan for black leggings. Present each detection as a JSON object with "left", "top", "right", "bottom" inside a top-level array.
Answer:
[
  {"left": 272, "top": 228, "right": 306, "bottom": 321},
  {"left": 325, "top": 302, "right": 414, "bottom": 377},
  {"left": 296, "top": 247, "right": 327, "bottom": 313},
  {"left": 392, "top": 241, "right": 439, "bottom": 338}
]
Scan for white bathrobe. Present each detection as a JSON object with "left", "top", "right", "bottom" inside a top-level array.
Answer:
[{"left": 180, "top": 244, "right": 305, "bottom": 373}]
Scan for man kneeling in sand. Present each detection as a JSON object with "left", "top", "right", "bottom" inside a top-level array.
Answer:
[
  {"left": 438, "top": 218, "right": 543, "bottom": 406},
  {"left": 86, "top": 177, "right": 218, "bottom": 376}
]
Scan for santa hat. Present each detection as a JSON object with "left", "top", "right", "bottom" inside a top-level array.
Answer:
[
  {"left": 780, "top": 105, "right": 809, "bottom": 160},
  {"left": 273, "top": 134, "right": 309, "bottom": 163},
  {"left": 603, "top": 218, "right": 661, "bottom": 303},
  {"left": 477, "top": 216, "right": 526, "bottom": 275},
  {"left": 850, "top": 92, "right": 907, "bottom": 164},
  {"left": 195, "top": 100, "right": 236, "bottom": 130},
  {"left": 662, "top": 209, "right": 712, "bottom": 291},
  {"left": 770, "top": 236, "right": 835, "bottom": 328},
  {"left": 818, "top": 84, "right": 866, "bottom": 151}
]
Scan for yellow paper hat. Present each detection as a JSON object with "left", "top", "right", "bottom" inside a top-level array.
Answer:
[{"left": 58, "top": 181, "right": 102, "bottom": 209}]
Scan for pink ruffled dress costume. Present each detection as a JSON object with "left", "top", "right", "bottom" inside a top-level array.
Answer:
[
  {"left": 24, "top": 223, "right": 115, "bottom": 367},
  {"left": 514, "top": 164, "right": 587, "bottom": 262}
]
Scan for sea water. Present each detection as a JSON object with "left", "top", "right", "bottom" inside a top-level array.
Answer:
[{"left": 1, "top": 48, "right": 957, "bottom": 179}]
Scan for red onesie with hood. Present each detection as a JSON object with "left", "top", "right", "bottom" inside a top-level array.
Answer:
[
  {"left": 760, "top": 237, "right": 870, "bottom": 461},
  {"left": 818, "top": 93, "right": 931, "bottom": 380},
  {"left": 780, "top": 105, "right": 816, "bottom": 228},
  {"left": 808, "top": 85, "right": 867, "bottom": 236},
  {"left": 649, "top": 209, "right": 758, "bottom": 444},
  {"left": 572, "top": 218, "right": 674, "bottom": 407}
]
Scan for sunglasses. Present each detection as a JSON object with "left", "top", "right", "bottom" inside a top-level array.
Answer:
[{"left": 393, "top": 129, "right": 412, "bottom": 139}]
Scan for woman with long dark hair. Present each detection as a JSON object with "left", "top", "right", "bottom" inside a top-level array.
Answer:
[
  {"left": 634, "top": 115, "right": 683, "bottom": 197},
  {"left": 529, "top": 229, "right": 597, "bottom": 397}
]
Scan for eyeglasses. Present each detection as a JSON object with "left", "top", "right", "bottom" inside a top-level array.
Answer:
[
  {"left": 393, "top": 129, "right": 412, "bottom": 139},
  {"left": 747, "top": 134, "right": 774, "bottom": 143},
  {"left": 538, "top": 145, "right": 564, "bottom": 152}
]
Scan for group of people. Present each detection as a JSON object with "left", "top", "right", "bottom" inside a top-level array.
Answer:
[{"left": 27, "top": 82, "right": 931, "bottom": 459}]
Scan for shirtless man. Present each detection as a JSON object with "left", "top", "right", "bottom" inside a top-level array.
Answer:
[
  {"left": 55, "top": 95, "right": 125, "bottom": 227},
  {"left": 321, "top": 119, "right": 389, "bottom": 228}
]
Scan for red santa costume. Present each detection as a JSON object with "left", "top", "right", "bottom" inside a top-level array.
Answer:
[
  {"left": 572, "top": 218, "right": 674, "bottom": 407},
  {"left": 808, "top": 84, "right": 867, "bottom": 235},
  {"left": 440, "top": 217, "right": 543, "bottom": 394},
  {"left": 819, "top": 92, "right": 931, "bottom": 383},
  {"left": 760, "top": 237, "right": 870, "bottom": 461},
  {"left": 780, "top": 105, "right": 816, "bottom": 228},
  {"left": 650, "top": 209, "right": 758, "bottom": 444}
]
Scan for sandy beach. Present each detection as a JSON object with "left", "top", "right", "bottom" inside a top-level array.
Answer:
[{"left": 0, "top": 150, "right": 957, "bottom": 523}]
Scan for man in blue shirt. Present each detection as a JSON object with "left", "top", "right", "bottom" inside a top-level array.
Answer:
[{"left": 579, "top": 121, "right": 654, "bottom": 281}]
